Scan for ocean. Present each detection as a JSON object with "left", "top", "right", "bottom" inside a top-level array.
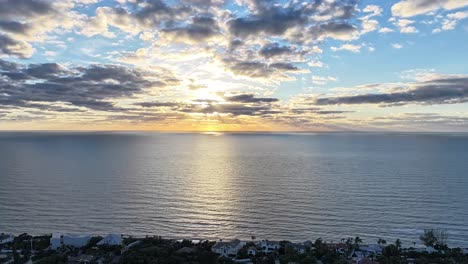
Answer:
[{"left": 0, "top": 132, "right": 467, "bottom": 247}]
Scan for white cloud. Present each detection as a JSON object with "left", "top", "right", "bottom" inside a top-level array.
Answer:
[
  {"left": 392, "top": 0, "right": 468, "bottom": 17},
  {"left": 391, "top": 43, "right": 403, "bottom": 49},
  {"left": 378, "top": 27, "right": 395, "bottom": 33},
  {"left": 433, "top": 11, "right": 468, "bottom": 32},
  {"left": 311, "top": 76, "right": 337, "bottom": 85},
  {"left": 331, "top": 43, "right": 362, "bottom": 53},
  {"left": 393, "top": 19, "right": 419, "bottom": 33},
  {"left": 307, "top": 61, "right": 324, "bottom": 68},
  {"left": 362, "top": 5, "right": 383, "bottom": 17}
]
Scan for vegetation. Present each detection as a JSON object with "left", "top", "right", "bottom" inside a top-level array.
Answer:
[
  {"left": 419, "top": 229, "right": 448, "bottom": 249},
  {"left": 1, "top": 233, "right": 468, "bottom": 264}
]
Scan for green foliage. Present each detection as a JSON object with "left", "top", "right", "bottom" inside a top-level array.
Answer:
[
  {"left": 119, "top": 237, "right": 219, "bottom": 264},
  {"left": 419, "top": 229, "right": 448, "bottom": 248},
  {"left": 382, "top": 244, "right": 399, "bottom": 258}
]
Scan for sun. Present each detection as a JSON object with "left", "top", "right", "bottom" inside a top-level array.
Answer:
[{"left": 192, "top": 89, "right": 224, "bottom": 102}]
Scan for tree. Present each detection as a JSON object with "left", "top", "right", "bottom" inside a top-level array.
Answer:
[
  {"left": 420, "top": 229, "right": 448, "bottom": 248},
  {"left": 354, "top": 237, "right": 363, "bottom": 250},
  {"left": 395, "top": 239, "right": 402, "bottom": 251},
  {"left": 377, "top": 238, "right": 387, "bottom": 246}
]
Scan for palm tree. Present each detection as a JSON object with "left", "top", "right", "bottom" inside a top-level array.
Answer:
[
  {"left": 354, "top": 237, "right": 363, "bottom": 250},
  {"left": 377, "top": 238, "right": 387, "bottom": 246},
  {"left": 395, "top": 239, "right": 402, "bottom": 251}
]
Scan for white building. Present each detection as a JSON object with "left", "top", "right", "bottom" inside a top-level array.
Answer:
[
  {"left": 258, "top": 240, "right": 280, "bottom": 253},
  {"left": 97, "top": 234, "right": 123, "bottom": 246},
  {"left": 211, "top": 239, "right": 244, "bottom": 257},
  {"left": 50, "top": 233, "right": 92, "bottom": 249}
]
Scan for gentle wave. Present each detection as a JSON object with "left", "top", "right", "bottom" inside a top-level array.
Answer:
[{"left": 0, "top": 132, "right": 467, "bottom": 246}]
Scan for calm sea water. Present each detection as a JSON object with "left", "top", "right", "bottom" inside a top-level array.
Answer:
[{"left": 0, "top": 132, "right": 467, "bottom": 247}]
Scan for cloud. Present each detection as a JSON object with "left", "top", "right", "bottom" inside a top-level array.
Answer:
[
  {"left": 391, "top": 43, "right": 403, "bottom": 49},
  {"left": 392, "top": 0, "right": 468, "bottom": 17},
  {"left": 223, "top": 93, "right": 278, "bottom": 103},
  {"left": 0, "top": 0, "right": 85, "bottom": 58},
  {"left": 222, "top": 58, "right": 300, "bottom": 79},
  {"left": 311, "top": 76, "right": 337, "bottom": 85},
  {"left": 0, "top": 34, "right": 35, "bottom": 58},
  {"left": 433, "top": 11, "right": 468, "bottom": 32},
  {"left": 331, "top": 43, "right": 361, "bottom": 53},
  {"left": 309, "top": 22, "right": 359, "bottom": 41},
  {"left": 179, "top": 103, "right": 278, "bottom": 116},
  {"left": 378, "top": 27, "right": 394, "bottom": 33},
  {"left": 135, "top": 102, "right": 180, "bottom": 108},
  {"left": 159, "top": 15, "right": 221, "bottom": 44},
  {"left": 313, "top": 75, "right": 468, "bottom": 106},
  {"left": 393, "top": 18, "right": 419, "bottom": 33},
  {"left": 259, "top": 43, "right": 295, "bottom": 59},
  {"left": 0, "top": 59, "right": 179, "bottom": 111}
]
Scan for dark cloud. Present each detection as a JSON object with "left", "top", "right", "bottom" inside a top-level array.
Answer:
[
  {"left": 228, "top": 0, "right": 356, "bottom": 40},
  {"left": 224, "top": 93, "right": 278, "bottom": 103},
  {"left": 124, "top": 0, "right": 192, "bottom": 27},
  {"left": 309, "top": 22, "right": 358, "bottom": 41},
  {"left": 228, "top": 39, "right": 244, "bottom": 51},
  {"left": 223, "top": 59, "right": 299, "bottom": 78},
  {"left": 291, "top": 108, "right": 354, "bottom": 115},
  {"left": 314, "top": 76, "right": 468, "bottom": 106},
  {"left": 0, "top": 34, "right": 33, "bottom": 58},
  {"left": 0, "top": 0, "right": 52, "bottom": 18},
  {"left": 0, "top": 59, "right": 178, "bottom": 111},
  {"left": 259, "top": 43, "right": 295, "bottom": 58},
  {"left": 135, "top": 102, "right": 179, "bottom": 108},
  {"left": 179, "top": 103, "right": 274, "bottom": 116},
  {"left": 161, "top": 15, "right": 220, "bottom": 42},
  {"left": 0, "top": 20, "right": 30, "bottom": 35}
]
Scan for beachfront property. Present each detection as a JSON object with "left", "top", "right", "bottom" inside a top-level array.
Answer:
[
  {"left": 211, "top": 239, "right": 244, "bottom": 257},
  {"left": 97, "top": 234, "right": 123, "bottom": 246},
  {"left": 258, "top": 240, "right": 280, "bottom": 253},
  {"left": 360, "top": 244, "right": 383, "bottom": 255},
  {"left": 290, "top": 243, "right": 307, "bottom": 254},
  {"left": 247, "top": 246, "right": 257, "bottom": 256},
  {"left": 50, "top": 233, "right": 92, "bottom": 249}
]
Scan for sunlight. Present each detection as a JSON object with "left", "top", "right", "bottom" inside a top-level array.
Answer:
[{"left": 192, "top": 89, "right": 224, "bottom": 102}]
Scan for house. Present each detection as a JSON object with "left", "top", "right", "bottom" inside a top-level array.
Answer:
[
  {"left": 50, "top": 233, "right": 92, "bottom": 249},
  {"left": 303, "top": 240, "right": 313, "bottom": 249},
  {"left": 0, "top": 234, "right": 14, "bottom": 244},
  {"left": 290, "top": 243, "right": 307, "bottom": 254},
  {"left": 360, "top": 244, "right": 383, "bottom": 256},
  {"left": 97, "top": 234, "right": 122, "bottom": 246},
  {"left": 211, "top": 239, "right": 244, "bottom": 257},
  {"left": 258, "top": 240, "right": 280, "bottom": 253},
  {"left": 329, "top": 243, "right": 347, "bottom": 255},
  {"left": 247, "top": 246, "right": 257, "bottom": 256}
]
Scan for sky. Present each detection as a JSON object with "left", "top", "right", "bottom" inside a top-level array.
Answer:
[{"left": 0, "top": 0, "right": 467, "bottom": 132}]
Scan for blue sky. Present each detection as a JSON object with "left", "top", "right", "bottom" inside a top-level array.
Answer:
[{"left": 0, "top": 0, "right": 467, "bottom": 131}]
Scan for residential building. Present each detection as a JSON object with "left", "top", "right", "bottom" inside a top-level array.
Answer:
[
  {"left": 211, "top": 239, "right": 244, "bottom": 257},
  {"left": 50, "top": 233, "right": 92, "bottom": 249},
  {"left": 258, "top": 240, "right": 280, "bottom": 253},
  {"left": 97, "top": 234, "right": 122, "bottom": 246}
]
